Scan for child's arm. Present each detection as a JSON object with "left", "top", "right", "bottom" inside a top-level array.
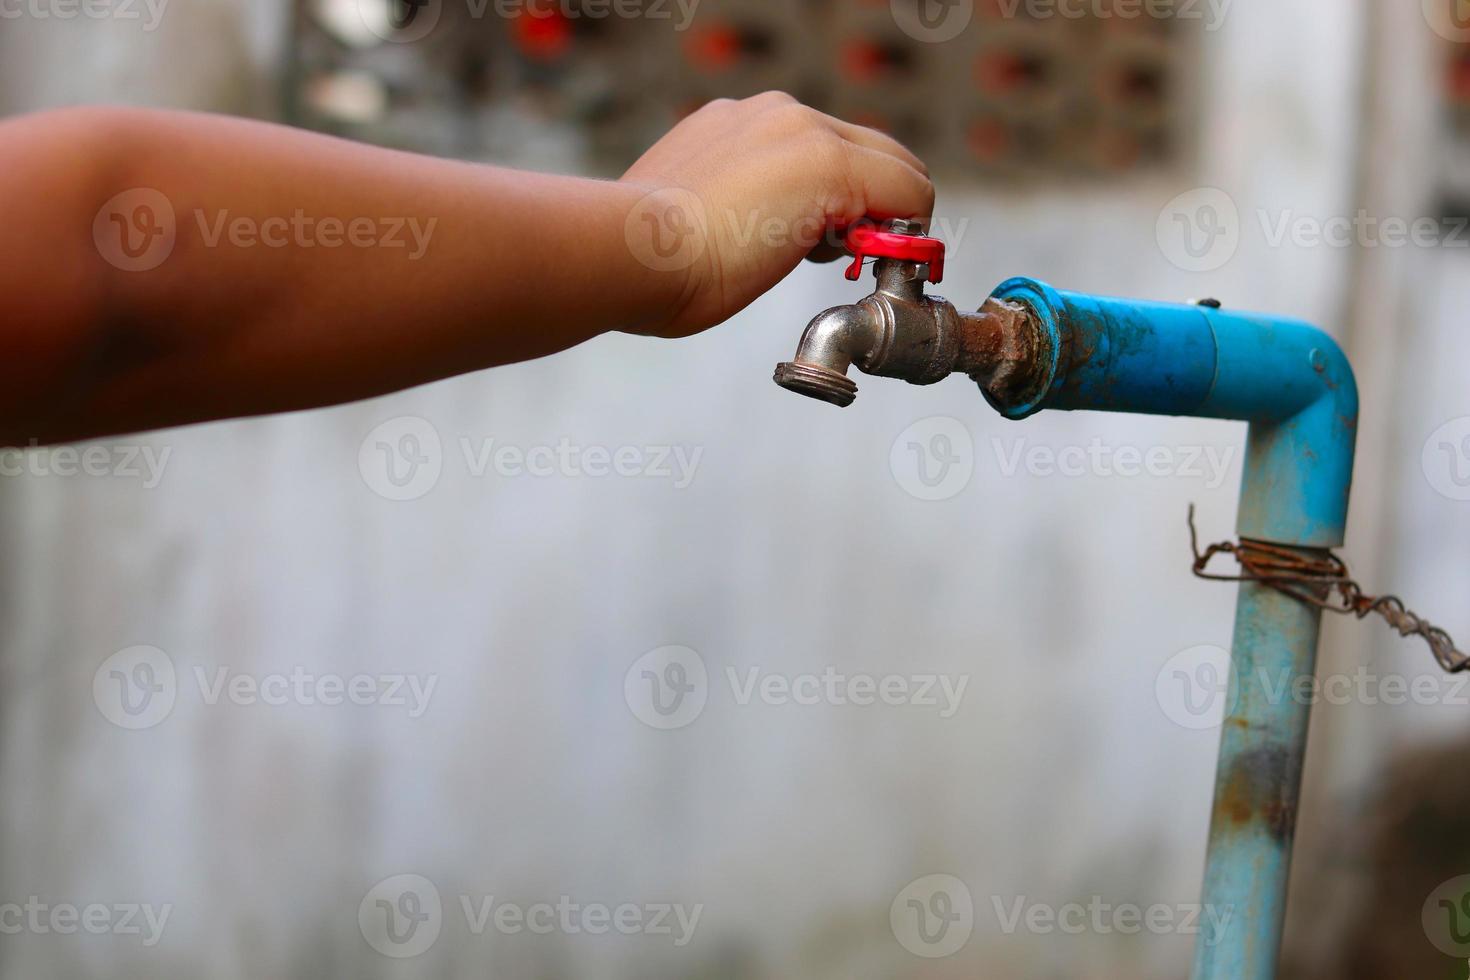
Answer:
[{"left": 0, "top": 93, "right": 933, "bottom": 443}]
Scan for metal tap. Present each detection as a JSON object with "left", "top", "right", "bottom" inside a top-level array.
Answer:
[{"left": 772, "top": 219, "right": 1051, "bottom": 412}]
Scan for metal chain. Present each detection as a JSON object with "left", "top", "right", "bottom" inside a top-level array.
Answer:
[{"left": 1187, "top": 505, "right": 1470, "bottom": 674}]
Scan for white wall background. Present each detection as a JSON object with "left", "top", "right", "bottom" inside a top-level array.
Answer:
[{"left": 2, "top": 2, "right": 1465, "bottom": 978}]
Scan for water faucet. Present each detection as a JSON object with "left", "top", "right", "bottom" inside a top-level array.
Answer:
[
  {"left": 772, "top": 219, "right": 1051, "bottom": 412},
  {"left": 770, "top": 218, "right": 1361, "bottom": 980}
]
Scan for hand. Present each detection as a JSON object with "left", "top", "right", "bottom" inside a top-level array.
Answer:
[{"left": 620, "top": 91, "right": 935, "bottom": 338}]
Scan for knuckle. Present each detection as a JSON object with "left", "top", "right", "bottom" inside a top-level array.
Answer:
[
  {"left": 750, "top": 89, "right": 798, "bottom": 108},
  {"left": 805, "top": 130, "right": 849, "bottom": 172},
  {"left": 774, "top": 101, "right": 820, "bottom": 133}
]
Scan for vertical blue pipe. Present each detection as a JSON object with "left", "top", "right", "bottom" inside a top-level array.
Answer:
[
  {"left": 1191, "top": 579, "right": 1324, "bottom": 977},
  {"left": 987, "top": 279, "right": 1359, "bottom": 979}
]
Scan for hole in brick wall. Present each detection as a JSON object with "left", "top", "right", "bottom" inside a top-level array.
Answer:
[
  {"left": 1117, "top": 62, "right": 1167, "bottom": 104},
  {"left": 976, "top": 49, "right": 1053, "bottom": 96},
  {"left": 683, "top": 23, "right": 778, "bottom": 74},
  {"left": 840, "top": 38, "right": 915, "bottom": 84}
]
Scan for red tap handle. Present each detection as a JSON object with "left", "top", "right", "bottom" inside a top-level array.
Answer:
[{"left": 843, "top": 224, "right": 946, "bottom": 284}]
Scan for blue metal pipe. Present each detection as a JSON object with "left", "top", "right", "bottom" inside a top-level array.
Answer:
[{"left": 987, "top": 278, "right": 1359, "bottom": 979}]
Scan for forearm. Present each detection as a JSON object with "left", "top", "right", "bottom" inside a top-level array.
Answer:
[
  {"left": 2, "top": 107, "right": 687, "bottom": 442},
  {"left": 0, "top": 95, "right": 934, "bottom": 443}
]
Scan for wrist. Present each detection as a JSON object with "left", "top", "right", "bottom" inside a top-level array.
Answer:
[{"left": 610, "top": 179, "right": 711, "bottom": 338}]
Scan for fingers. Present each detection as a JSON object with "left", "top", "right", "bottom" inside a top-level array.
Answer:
[
  {"left": 742, "top": 91, "right": 930, "bottom": 179},
  {"left": 841, "top": 143, "right": 936, "bottom": 226},
  {"left": 804, "top": 242, "right": 848, "bottom": 264},
  {"left": 818, "top": 112, "right": 929, "bottom": 178}
]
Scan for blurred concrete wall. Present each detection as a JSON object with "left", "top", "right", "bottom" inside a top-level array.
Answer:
[{"left": 4, "top": 2, "right": 1466, "bottom": 978}]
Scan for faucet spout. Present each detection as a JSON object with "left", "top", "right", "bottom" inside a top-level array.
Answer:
[{"left": 773, "top": 301, "right": 883, "bottom": 407}]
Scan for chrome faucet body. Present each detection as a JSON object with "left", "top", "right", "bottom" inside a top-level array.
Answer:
[{"left": 774, "top": 221, "right": 1051, "bottom": 411}]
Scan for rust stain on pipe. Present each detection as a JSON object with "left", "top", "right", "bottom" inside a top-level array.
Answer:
[{"left": 1214, "top": 744, "right": 1299, "bottom": 843}]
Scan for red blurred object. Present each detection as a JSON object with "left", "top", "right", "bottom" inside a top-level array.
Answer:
[
  {"left": 968, "top": 119, "right": 1010, "bottom": 161},
  {"left": 841, "top": 39, "right": 888, "bottom": 83},
  {"left": 1451, "top": 52, "right": 1470, "bottom": 102},
  {"left": 685, "top": 24, "right": 743, "bottom": 72},
  {"left": 513, "top": 8, "right": 572, "bottom": 61},
  {"left": 844, "top": 224, "right": 946, "bottom": 284},
  {"left": 976, "top": 52, "right": 1038, "bottom": 95}
]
